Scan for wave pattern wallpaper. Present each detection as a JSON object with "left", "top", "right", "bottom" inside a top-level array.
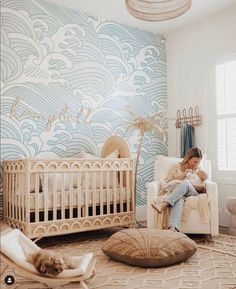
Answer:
[{"left": 0, "top": 0, "right": 167, "bottom": 218}]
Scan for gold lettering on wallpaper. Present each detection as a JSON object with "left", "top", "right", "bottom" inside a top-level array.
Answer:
[{"left": 10, "top": 97, "right": 91, "bottom": 131}]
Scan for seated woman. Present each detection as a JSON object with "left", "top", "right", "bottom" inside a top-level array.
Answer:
[{"left": 151, "top": 147, "right": 208, "bottom": 232}]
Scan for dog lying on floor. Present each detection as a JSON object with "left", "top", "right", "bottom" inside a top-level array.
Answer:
[{"left": 27, "top": 249, "right": 77, "bottom": 275}]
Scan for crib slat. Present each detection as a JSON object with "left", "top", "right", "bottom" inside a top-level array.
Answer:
[
  {"left": 120, "top": 171, "right": 124, "bottom": 213},
  {"left": 131, "top": 169, "right": 134, "bottom": 213},
  {"left": 9, "top": 173, "right": 12, "bottom": 219},
  {"left": 14, "top": 173, "right": 18, "bottom": 220},
  {"left": 92, "top": 172, "right": 96, "bottom": 216},
  {"left": 69, "top": 174, "right": 73, "bottom": 219},
  {"left": 106, "top": 172, "right": 110, "bottom": 215},
  {"left": 53, "top": 174, "right": 57, "bottom": 221},
  {"left": 77, "top": 173, "right": 81, "bottom": 218},
  {"left": 14, "top": 174, "right": 18, "bottom": 220},
  {"left": 12, "top": 173, "right": 16, "bottom": 219},
  {"left": 21, "top": 173, "right": 25, "bottom": 222},
  {"left": 126, "top": 171, "right": 130, "bottom": 211},
  {"left": 16, "top": 174, "right": 19, "bottom": 221},
  {"left": 15, "top": 173, "right": 19, "bottom": 220},
  {"left": 25, "top": 162, "right": 31, "bottom": 227},
  {"left": 12, "top": 174, "right": 15, "bottom": 219},
  {"left": 16, "top": 174, "right": 21, "bottom": 221},
  {"left": 4, "top": 172, "right": 9, "bottom": 218},
  {"left": 100, "top": 172, "right": 103, "bottom": 216},
  {"left": 44, "top": 173, "right": 48, "bottom": 222},
  {"left": 35, "top": 174, "right": 40, "bottom": 223},
  {"left": 85, "top": 172, "right": 89, "bottom": 217},
  {"left": 7, "top": 173, "right": 11, "bottom": 219},
  {"left": 16, "top": 173, "right": 21, "bottom": 221},
  {"left": 15, "top": 174, "right": 18, "bottom": 220},
  {"left": 81, "top": 172, "right": 85, "bottom": 217},
  {"left": 61, "top": 173, "right": 65, "bottom": 220},
  {"left": 113, "top": 171, "right": 117, "bottom": 214},
  {"left": 10, "top": 173, "right": 13, "bottom": 219}
]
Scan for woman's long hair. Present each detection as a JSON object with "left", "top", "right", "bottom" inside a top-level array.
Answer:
[{"left": 181, "top": 147, "right": 202, "bottom": 165}]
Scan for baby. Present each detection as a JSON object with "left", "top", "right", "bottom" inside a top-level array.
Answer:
[
  {"left": 186, "top": 170, "right": 208, "bottom": 186},
  {"left": 159, "top": 169, "right": 207, "bottom": 195}
]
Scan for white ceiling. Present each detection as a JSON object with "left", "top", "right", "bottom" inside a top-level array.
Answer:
[{"left": 46, "top": 0, "right": 236, "bottom": 35}]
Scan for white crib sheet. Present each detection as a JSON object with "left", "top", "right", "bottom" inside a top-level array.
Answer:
[{"left": 28, "top": 188, "right": 130, "bottom": 210}]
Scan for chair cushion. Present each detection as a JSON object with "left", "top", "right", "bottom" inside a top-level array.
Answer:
[
  {"left": 102, "top": 228, "right": 197, "bottom": 267},
  {"left": 155, "top": 155, "right": 180, "bottom": 182}
]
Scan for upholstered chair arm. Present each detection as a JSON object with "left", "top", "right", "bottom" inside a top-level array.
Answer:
[
  {"left": 206, "top": 180, "right": 219, "bottom": 236},
  {"left": 147, "top": 181, "right": 161, "bottom": 228}
]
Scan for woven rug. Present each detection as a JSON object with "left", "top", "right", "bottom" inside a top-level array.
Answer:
[{"left": 1, "top": 228, "right": 236, "bottom": 289}]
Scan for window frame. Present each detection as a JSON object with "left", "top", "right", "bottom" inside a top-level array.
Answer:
[{"left": 215, "top": 54, "right": 236, "bottom": 181}]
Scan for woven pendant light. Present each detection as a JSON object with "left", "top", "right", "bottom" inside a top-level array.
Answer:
[{"left": 126, "top": 0, "right": 192, "bottom": 21}]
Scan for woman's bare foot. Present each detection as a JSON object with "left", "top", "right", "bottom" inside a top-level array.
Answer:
[
  {"left": 151, "top": 201, "right": 169, "bottom": 213},
  {"left": 151, "top": 203, "right": 163, "bottom": 213}
]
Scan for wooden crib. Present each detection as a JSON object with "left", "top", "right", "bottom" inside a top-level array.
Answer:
[{"left": 3, "top": 137, "right": 135, "bottom": 239}]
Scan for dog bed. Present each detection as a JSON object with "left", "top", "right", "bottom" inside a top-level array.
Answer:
[{"left": 0, "top": 229, "right": 96, "bottom": 288}]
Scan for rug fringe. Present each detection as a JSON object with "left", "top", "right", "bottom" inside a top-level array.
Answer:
[
  {"left": 197, "top": 245, "right": 236, "bottom": 257},
  {"left": 219, "top": 233, "right": 236, "bottom": 239},
  {"left": 209, "top": 240, "right": 236, "bottom": 246},
  {"left": 196, "top": 239, "right": 236, "bottom": 246}
]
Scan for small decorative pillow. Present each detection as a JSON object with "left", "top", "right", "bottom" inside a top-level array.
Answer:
[
  {"left": 102, "top": 228, "right": 197, "bottom": 267},
  {"left": 76, "top": 151, "right": 97, "bottom": 159},
  {"left": 29, "top": 152, "right": 61, "bottom": 192},
  {"left": 75, "top": 150, "right": 119, "bottom": 188}
]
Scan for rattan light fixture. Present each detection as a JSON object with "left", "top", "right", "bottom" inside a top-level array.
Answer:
[{"left": 126, "top": 0, "right": 192, "bottom": 21}]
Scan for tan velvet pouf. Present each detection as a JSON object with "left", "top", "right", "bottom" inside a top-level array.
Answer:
[{"left": 102, "top": 228, "right": 197, "bottom": 267}]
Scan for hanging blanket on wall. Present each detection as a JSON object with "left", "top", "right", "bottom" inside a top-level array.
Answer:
[{"left": 181, "top": 123, "right": 195, "bottom": 157}]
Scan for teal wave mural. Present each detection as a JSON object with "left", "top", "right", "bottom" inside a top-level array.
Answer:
[{"left": 0, "top": 0, "right": 167, "bottom": 217}]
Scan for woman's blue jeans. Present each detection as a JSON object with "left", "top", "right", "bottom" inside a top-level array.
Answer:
[{"left": 166, "top": 180, "right": 198, "bottom": 230}]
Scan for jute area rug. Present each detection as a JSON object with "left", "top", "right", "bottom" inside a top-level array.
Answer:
[{"left": 1, "top": 228, "right": 236, "bottom": 289}]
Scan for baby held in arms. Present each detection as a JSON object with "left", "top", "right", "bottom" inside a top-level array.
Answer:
[
  {"left": 159, "top": 169, "right": 207, "bottom": 195},
  {"left": 186, "top": 170, "right": 207, "bottom": 191}
]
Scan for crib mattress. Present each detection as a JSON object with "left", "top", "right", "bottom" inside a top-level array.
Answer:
[{"left": 26, "top": 188, "right": 130, "bottom": 210}]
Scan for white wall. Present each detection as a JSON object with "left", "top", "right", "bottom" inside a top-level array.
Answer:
[{"left": 167, "top": 7, "right": 236, "bottom": 227}]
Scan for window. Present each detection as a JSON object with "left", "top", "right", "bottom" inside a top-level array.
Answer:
[{"left": 216, "top": 58, "right": 236, "bottom": 171}]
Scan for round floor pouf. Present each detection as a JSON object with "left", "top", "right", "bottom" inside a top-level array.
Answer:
[{"left": 102, "top": 228, "right": 197, "bottom": 267}]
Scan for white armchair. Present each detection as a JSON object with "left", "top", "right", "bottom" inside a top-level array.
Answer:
[{"left": 147, "top": 155, "right": 219, "bottom": 236}]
